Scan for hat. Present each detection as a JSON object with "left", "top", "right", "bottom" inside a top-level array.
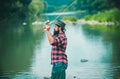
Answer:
[{"left": 55, "top": 20, "right": 66, "bottom": 28}]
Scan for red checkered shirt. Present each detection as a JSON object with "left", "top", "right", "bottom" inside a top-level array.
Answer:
[{"left": 51, "top": 33, "right": 68, "bottom": 64}]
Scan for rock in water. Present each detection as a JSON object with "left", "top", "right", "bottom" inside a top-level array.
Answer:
[
  {"left": 44, "top": 76, "right": 51, "bottom": 79},
  {"left": 73, "top": 76, "right": 77, "bottom": 78},
  {"left": 80, "top": 59, "right": 88, "bottom": 62}
]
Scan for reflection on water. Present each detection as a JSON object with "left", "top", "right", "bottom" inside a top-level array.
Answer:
[
  {"left": 0, "top": 23, "right": 120, "bottom": 79},
  {"left": 0, "top": 23, "right": 45, "bottom": 79}
]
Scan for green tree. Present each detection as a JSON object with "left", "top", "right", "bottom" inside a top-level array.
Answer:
[
  {"left": 29, "top": 0, "right": 44, "bottom": 20},
  {"left": 0, "top": 0, "right": 44, "bottom": 21},
  {"left": 75, "top": 0, "right": 116, "bottom": 14},
  {"left": 107, "top": 0, "right": 120, "bottom": 9},
  {"left": 19, "top": 0, "right": 32, "bottom": 6}
]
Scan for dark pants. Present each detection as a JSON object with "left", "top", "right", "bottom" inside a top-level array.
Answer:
[{"left": 51, "top": 62, "right": 68, "bottom": 79}]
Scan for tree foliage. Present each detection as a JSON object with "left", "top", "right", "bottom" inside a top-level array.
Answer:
[
  {"left": 44, "top": 0, "right": 74, "bottom": 12},
  {"left": 0, "top": 0, "right": 44, "bottom": 20},
  {"left": 75, "top": 0, "right": 120, "bottom": 14},
  {"left": 44, "top": 0, "right": 120, "bottom": 14},
  {"left": 107, "top": 0, "right": 120, "bottom": 9},
  {"left": 29, "top": 0, "right": 44, "bottom": 19},
  {"left": 85, "top": 8, "right": 120, "bottom": 23},
  {"left": 76, "top": 0, "right": 113, "bottom": 13}
]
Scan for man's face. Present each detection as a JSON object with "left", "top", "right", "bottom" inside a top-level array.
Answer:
[
  {"left": 53, "top": 25, "right": 59, "bottom": 36},
  {"left": 54, "top": 25, "right": 59, "bottom": 31}
]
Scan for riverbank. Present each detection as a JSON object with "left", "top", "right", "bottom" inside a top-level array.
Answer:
[
  {"left": 64, "top": 18, "right": 120, "bottom": 26},
  {"left": 63, "top": 8, "right": 120, "bottom": 26},
  {"left": 77, "top": 19, "right": 120, "bottom": 25},
  {"left": 83, "top": 8, "right": 120, "bottom": 25},
  {"left": 63, "top": 20, "right": 119, "bottom": 26}
]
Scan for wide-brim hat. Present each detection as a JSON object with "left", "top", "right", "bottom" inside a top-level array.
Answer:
[{"left": 55, "top": 20, "right": 66, "bottom": 28}]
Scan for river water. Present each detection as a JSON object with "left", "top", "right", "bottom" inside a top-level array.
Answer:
[{"left": 0, "top": 22, "right": 120, "bottom": 79}]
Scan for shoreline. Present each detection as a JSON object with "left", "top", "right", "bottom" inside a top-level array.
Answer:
[
  {"left": 77, "top": 19, "right": 120, "bottom": 26},
  {"left": 1, "top": 19, "right": 118, "bottom": 26},
  {"left": 64, "top": 19, "right": 120, "bottom": 26}
]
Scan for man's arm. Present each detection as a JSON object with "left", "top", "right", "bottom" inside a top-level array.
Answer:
[
  {"left": 43, "top": 25, "right": 54, "bottom": 44},
  {"left": 46, "top": 31, "right": 54, "bottom": 44}
]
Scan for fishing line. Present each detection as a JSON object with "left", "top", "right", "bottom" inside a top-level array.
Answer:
[{"left": 45, "top": 0, "right": 77, "bottom": 24}]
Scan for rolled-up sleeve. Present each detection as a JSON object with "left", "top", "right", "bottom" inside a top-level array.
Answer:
[{"left": 51, "top": 35, "right": 64, "bottom": 46}]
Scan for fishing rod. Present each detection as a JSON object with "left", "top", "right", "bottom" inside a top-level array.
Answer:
[{"left": 44, "top": 0, "right": 77, "bottom": 25}]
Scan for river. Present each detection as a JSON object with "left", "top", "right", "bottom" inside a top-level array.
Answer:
[{"left": 0, "top": 22, "right": 120, "bottom": 79}]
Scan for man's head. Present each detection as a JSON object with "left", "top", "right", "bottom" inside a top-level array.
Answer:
[{"left": 53, "top": 20, "right": 66, "bottom": 36}]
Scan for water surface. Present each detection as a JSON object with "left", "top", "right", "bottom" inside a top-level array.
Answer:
[{"left": 0, "top": 23, "right": 120, "bottom": 79}]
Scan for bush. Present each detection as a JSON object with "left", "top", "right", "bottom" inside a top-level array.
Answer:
[
  {"left": 84, "top": 15, "right": 91, "bottom": 20},
  {"left": 84, "top": 8, "right": 120, "bottom": 23},
  {"left": 63, "top": 16, "right": 78, "bottom": 22}
]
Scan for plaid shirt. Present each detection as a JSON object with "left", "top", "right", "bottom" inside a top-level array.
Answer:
[{"left": 51, "top": 33, "right": 68, "bottom": 64}]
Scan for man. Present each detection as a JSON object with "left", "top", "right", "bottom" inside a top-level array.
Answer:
[{"left": 43, "top": 20, "right": 68, "bottom": 79}]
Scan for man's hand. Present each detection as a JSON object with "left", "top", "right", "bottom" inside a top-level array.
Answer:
[
  {"left": 43, "top": 24, "right": 50, "bottom": 32},
  {"left": 43, "top": 24, "right": 54, "bottom": 44}
]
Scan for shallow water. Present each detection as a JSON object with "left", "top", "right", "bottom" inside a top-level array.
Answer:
[{"left": 0, "top": 23, "right": 120, "bottom": 79}]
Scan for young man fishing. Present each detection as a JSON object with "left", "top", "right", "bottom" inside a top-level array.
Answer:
[{"left": 43, "top": 20, "right": 68, "bottom": 79}]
